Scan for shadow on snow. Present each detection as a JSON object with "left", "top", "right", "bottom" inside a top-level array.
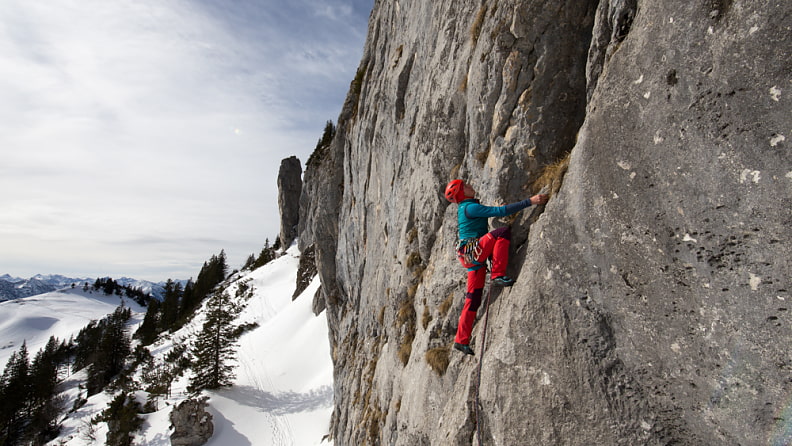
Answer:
[{"left": 217, "top": 385, "right": 333, "bottom": 416}]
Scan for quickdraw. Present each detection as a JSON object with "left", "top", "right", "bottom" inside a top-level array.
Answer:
[{"left": 456, "top": 238, "right": 483, "bottom": 266}]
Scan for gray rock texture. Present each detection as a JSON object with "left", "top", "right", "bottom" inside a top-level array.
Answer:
[
  {"left": 277, "top": 155, "right": 302, "bottom": 250},
  {"left": 298, "top": 0, "right": 791, "bottom": 444},
  {"left": 169, "top": 397, "right": 214, "bottom": 446}
]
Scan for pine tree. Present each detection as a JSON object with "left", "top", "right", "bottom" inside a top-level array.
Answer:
[
  {"left": 30, "top": 337, "right": 60, "bottom": 404},
  {"left": 124, "top": 285, "right": 150, "bottom": 306},
  {"left": 159, "top": 279, "right": 182, "bottom": 331},
  {"left": 242, "top": 253, "right": 256, "bottom": 270},
  {"left": 188, "top": 292, "right": 242, "bottom": 392},
  {"left": 193, "top": 261, "right": 210, "bottom": 299},
  {"left": 99, "top": 393, "right": 143, "bottom": 446},
  {"left": 307, "top": 120, "right": 336, "bottom": 167},
  {"left": 27, "top": 338, "right": 63, "bottom": 444},
  {"left": 216, "top": 250, "right": 228, "bottom": 282},
  {"left": 191, "top": 250, "right": 228, "bottom": 307},
  {"left": 104, "top": 307, "right": 132, "bottom": 376},
  {"left": 0, "top": 343, "right": 30, "bottom": 445},
  {"left": 141, "top": 355, "right": 172, "bottom": 410},
  {"left": 134, "top": 298, "right": 161, "bottom": 345},
  {"left": 178, "top": 279, "right": 196, "bottom": 320},
  {"left": 252, "top": 239, "right": 277, "bottom": 269},
  {"left": 84, "top": 307, "right": 132, "bottom": 395},
  {"left": 73, "top": 320, "right": 101, "bottom": 371}
]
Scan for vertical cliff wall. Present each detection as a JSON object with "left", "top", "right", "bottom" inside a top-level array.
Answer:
[{"left": 299, "top": 0, "right": 791, "bottom": 444}]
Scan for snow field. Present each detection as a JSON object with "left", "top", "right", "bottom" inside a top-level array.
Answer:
[{"left": 40, "top": 243, "right": 334, "bottom": 445}]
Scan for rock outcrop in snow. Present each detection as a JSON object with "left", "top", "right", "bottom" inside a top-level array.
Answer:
[
  {"left": 297, "top": 0, "right": 791, "bottom": 444},
  {"left": 169, "top": 397, "right": 213, "bottom": 446}
]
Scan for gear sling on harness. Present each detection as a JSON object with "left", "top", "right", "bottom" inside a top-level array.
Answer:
[{"left": 457, "top": 238, "right": 486, "bottom": 270}]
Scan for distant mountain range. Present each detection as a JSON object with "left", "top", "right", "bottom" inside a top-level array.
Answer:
[{"left": 0, "top": 274, "right": 173, "bottom": 301}]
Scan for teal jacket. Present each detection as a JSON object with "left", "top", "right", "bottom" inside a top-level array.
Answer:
[{"left": 457, "top": 198, "right": 533, "bottom": 240}]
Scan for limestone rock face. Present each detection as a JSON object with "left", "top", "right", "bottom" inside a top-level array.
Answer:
[
  {"left": 169, "top": 397, "right": 213, "bottom": 446},
  {"left": 299, "top": 0, "right": 791, "bottom": 444},
  {"left": 277, "top": 156, "right": 302, "bottom": 250}
]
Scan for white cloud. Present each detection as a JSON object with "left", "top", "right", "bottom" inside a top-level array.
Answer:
[{"left": 0, "top": 0, "right": 371, "bottom": 281}]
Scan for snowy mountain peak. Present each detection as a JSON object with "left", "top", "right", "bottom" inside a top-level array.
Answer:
[
  {"left": 0, "top": 274, "right": 182, "bottom": 302},
  {"left": 0, "top": 274, "right": 92, "bottom": 302}
]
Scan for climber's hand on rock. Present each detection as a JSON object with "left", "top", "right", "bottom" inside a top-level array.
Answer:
[{"left": 530, "top": 194, "right": 549, "bottom": 206}]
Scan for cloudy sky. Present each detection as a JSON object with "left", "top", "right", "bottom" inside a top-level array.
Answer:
[{"left": 0, "top": 0, "right": 373, "bottom": 282}]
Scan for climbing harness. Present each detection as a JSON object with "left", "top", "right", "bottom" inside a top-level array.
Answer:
[{"left": 457, "top": 238, "right": 483, "bottom": 268}]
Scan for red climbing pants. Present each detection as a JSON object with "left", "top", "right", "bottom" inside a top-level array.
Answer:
[{"left": 454, "top": 227, "right": 511, "bottom": 345}]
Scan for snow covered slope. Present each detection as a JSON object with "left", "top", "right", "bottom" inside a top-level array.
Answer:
[
  {"left": 0, "top": 288, "right": 145, "bottom": 367},
  {"left": 203, "top": 251, "right": 332, "bottom": 446},
  {"left": 46, "top": 243, "right": 334, "bottom": 445}
]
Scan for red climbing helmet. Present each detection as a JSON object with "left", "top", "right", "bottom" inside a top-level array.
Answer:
[{"left": 444, "top": 179, "right": 466, "bottom": 203}]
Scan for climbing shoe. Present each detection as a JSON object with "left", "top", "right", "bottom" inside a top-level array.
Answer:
[
  {"left": 454, "top": 343, "right": 475, "bottom": 355},
  {"left": 492, "top": 276, "right": 515, "bottom": 287}
]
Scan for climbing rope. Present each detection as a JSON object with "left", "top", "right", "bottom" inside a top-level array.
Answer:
[
  {"left": 474, "top": 277, "right": 495, "bottom": 446},
  {"left": 472, "top": 191, "right": 548, "bottom": 444},
  {"left": 472, "top": 188, "right": 549, "bottom": 444}
]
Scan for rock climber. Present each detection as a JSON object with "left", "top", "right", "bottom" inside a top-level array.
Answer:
[{"left": 444, "top": 179, "right": 549, "bottom": 355}]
